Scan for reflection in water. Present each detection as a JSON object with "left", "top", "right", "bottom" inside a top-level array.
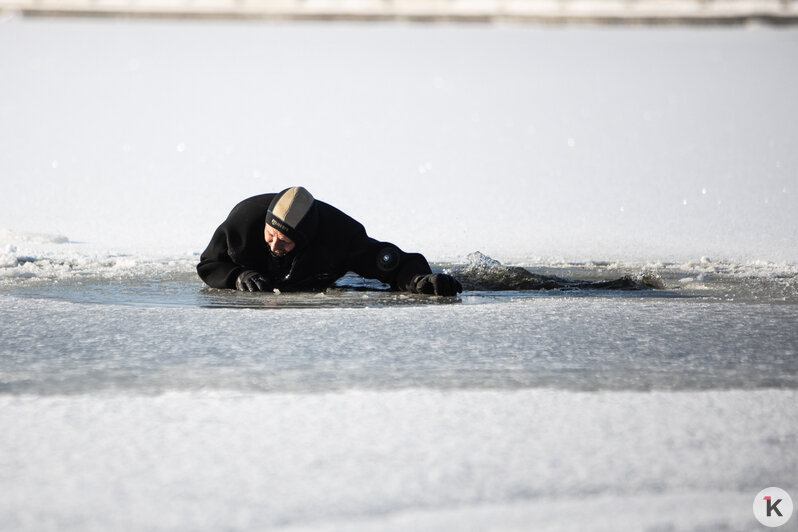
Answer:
[{"left": 449, "top": 252, "right": 663, "bottom": 291}]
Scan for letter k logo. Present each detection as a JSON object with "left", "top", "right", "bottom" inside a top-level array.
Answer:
[{"left": 765, "top": 496, "right": 784, "bottom": 517}]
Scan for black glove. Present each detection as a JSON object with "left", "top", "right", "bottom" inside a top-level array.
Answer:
[
  {"left": 410, "top": 273, "right": 463, "bottom": 296},
  {"left": 235, "top": 270, "right": 272, "bottom": 292}
]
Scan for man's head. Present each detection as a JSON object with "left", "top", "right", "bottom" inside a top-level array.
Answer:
[{"left": 264, "top": 186, "right": 318, "bottom": 251}]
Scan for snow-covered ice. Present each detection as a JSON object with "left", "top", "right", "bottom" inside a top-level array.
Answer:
[
  {"left": 1, "top": 389, "right": 796, "bottom": 531},
  {"left": 1, "top": 17, "right": 797, "bottom": 532}
]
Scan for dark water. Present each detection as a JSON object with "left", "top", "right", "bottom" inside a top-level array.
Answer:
[
  {"left": 0, "top": 271, "right": 670, "bottom": 309},
  {"left": 1, "top": 251, "right": 795, "bottom": 308}
]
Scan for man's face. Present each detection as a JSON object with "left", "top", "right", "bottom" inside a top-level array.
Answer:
[{"left": 264, "top": 223, "right": 296, "bottom": 257}]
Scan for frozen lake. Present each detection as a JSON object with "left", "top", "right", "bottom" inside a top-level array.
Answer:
[{"left": 1, "top": 16, "right": 797, "bottom": 531}]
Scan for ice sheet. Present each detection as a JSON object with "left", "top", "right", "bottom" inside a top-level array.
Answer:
[{"left": 2, "top": 292, "right": 796, "bottom": 395}]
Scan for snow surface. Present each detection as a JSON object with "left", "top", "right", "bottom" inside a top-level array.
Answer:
[
  {"left": 1, "top": 17, "right": 797, "bottom": 532},
  {"left": 2, "top": 389, "right": 796, "bottom": 531}
]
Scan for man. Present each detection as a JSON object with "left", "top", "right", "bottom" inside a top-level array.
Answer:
[{"left": 197, "top": 186, "right": 462, "bottom": 296}]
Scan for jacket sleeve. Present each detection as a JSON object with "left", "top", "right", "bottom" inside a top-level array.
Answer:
[
  {"left": 344, "top": 233, "right": 432, "bottom": 291},
  {"left": 196, "top": 225, "right": 245, "bottom": 289}
]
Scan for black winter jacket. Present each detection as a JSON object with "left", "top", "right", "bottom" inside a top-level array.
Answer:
[{"left": 197, "top": 194, "right": 432, "bottom": 291}]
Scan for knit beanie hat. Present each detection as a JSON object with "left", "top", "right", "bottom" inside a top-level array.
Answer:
[{"left": 265, "top": 186, "right": 318, "bottom": 248}]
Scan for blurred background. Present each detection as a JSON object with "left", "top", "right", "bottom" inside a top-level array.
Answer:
[{"left": 1, "top": 0, "right": 796, "bottom": 264}]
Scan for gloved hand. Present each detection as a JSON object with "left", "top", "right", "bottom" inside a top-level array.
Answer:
[
  {"left": 410, "top": 273, "right": 463, "bottom": 296},
  {"left": 235, "top": 270, "right": 272, "bottom": 292}
]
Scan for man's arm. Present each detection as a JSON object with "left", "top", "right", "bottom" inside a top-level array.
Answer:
[
  {"left": 345, "top": 236, "right": 461, "bottom": 295},
  {"left": 196, "top": 225, "right": 245, "bottom": 289},
  {"left": 352, "top": 237, "right": 433, "bottom": 292}
]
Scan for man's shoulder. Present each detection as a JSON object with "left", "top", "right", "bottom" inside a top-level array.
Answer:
[
  {"left": 229, "top": 193, "right": 273, "bottom": 215},
  {"left": 222, "top": 193, "right": 274, "bottom": 225},
  {"left": 314, "top": 199, "right": 344, "bottom": 217},
  {"left": 315, "top": 200, "right": 364, "bottom": 233}
]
